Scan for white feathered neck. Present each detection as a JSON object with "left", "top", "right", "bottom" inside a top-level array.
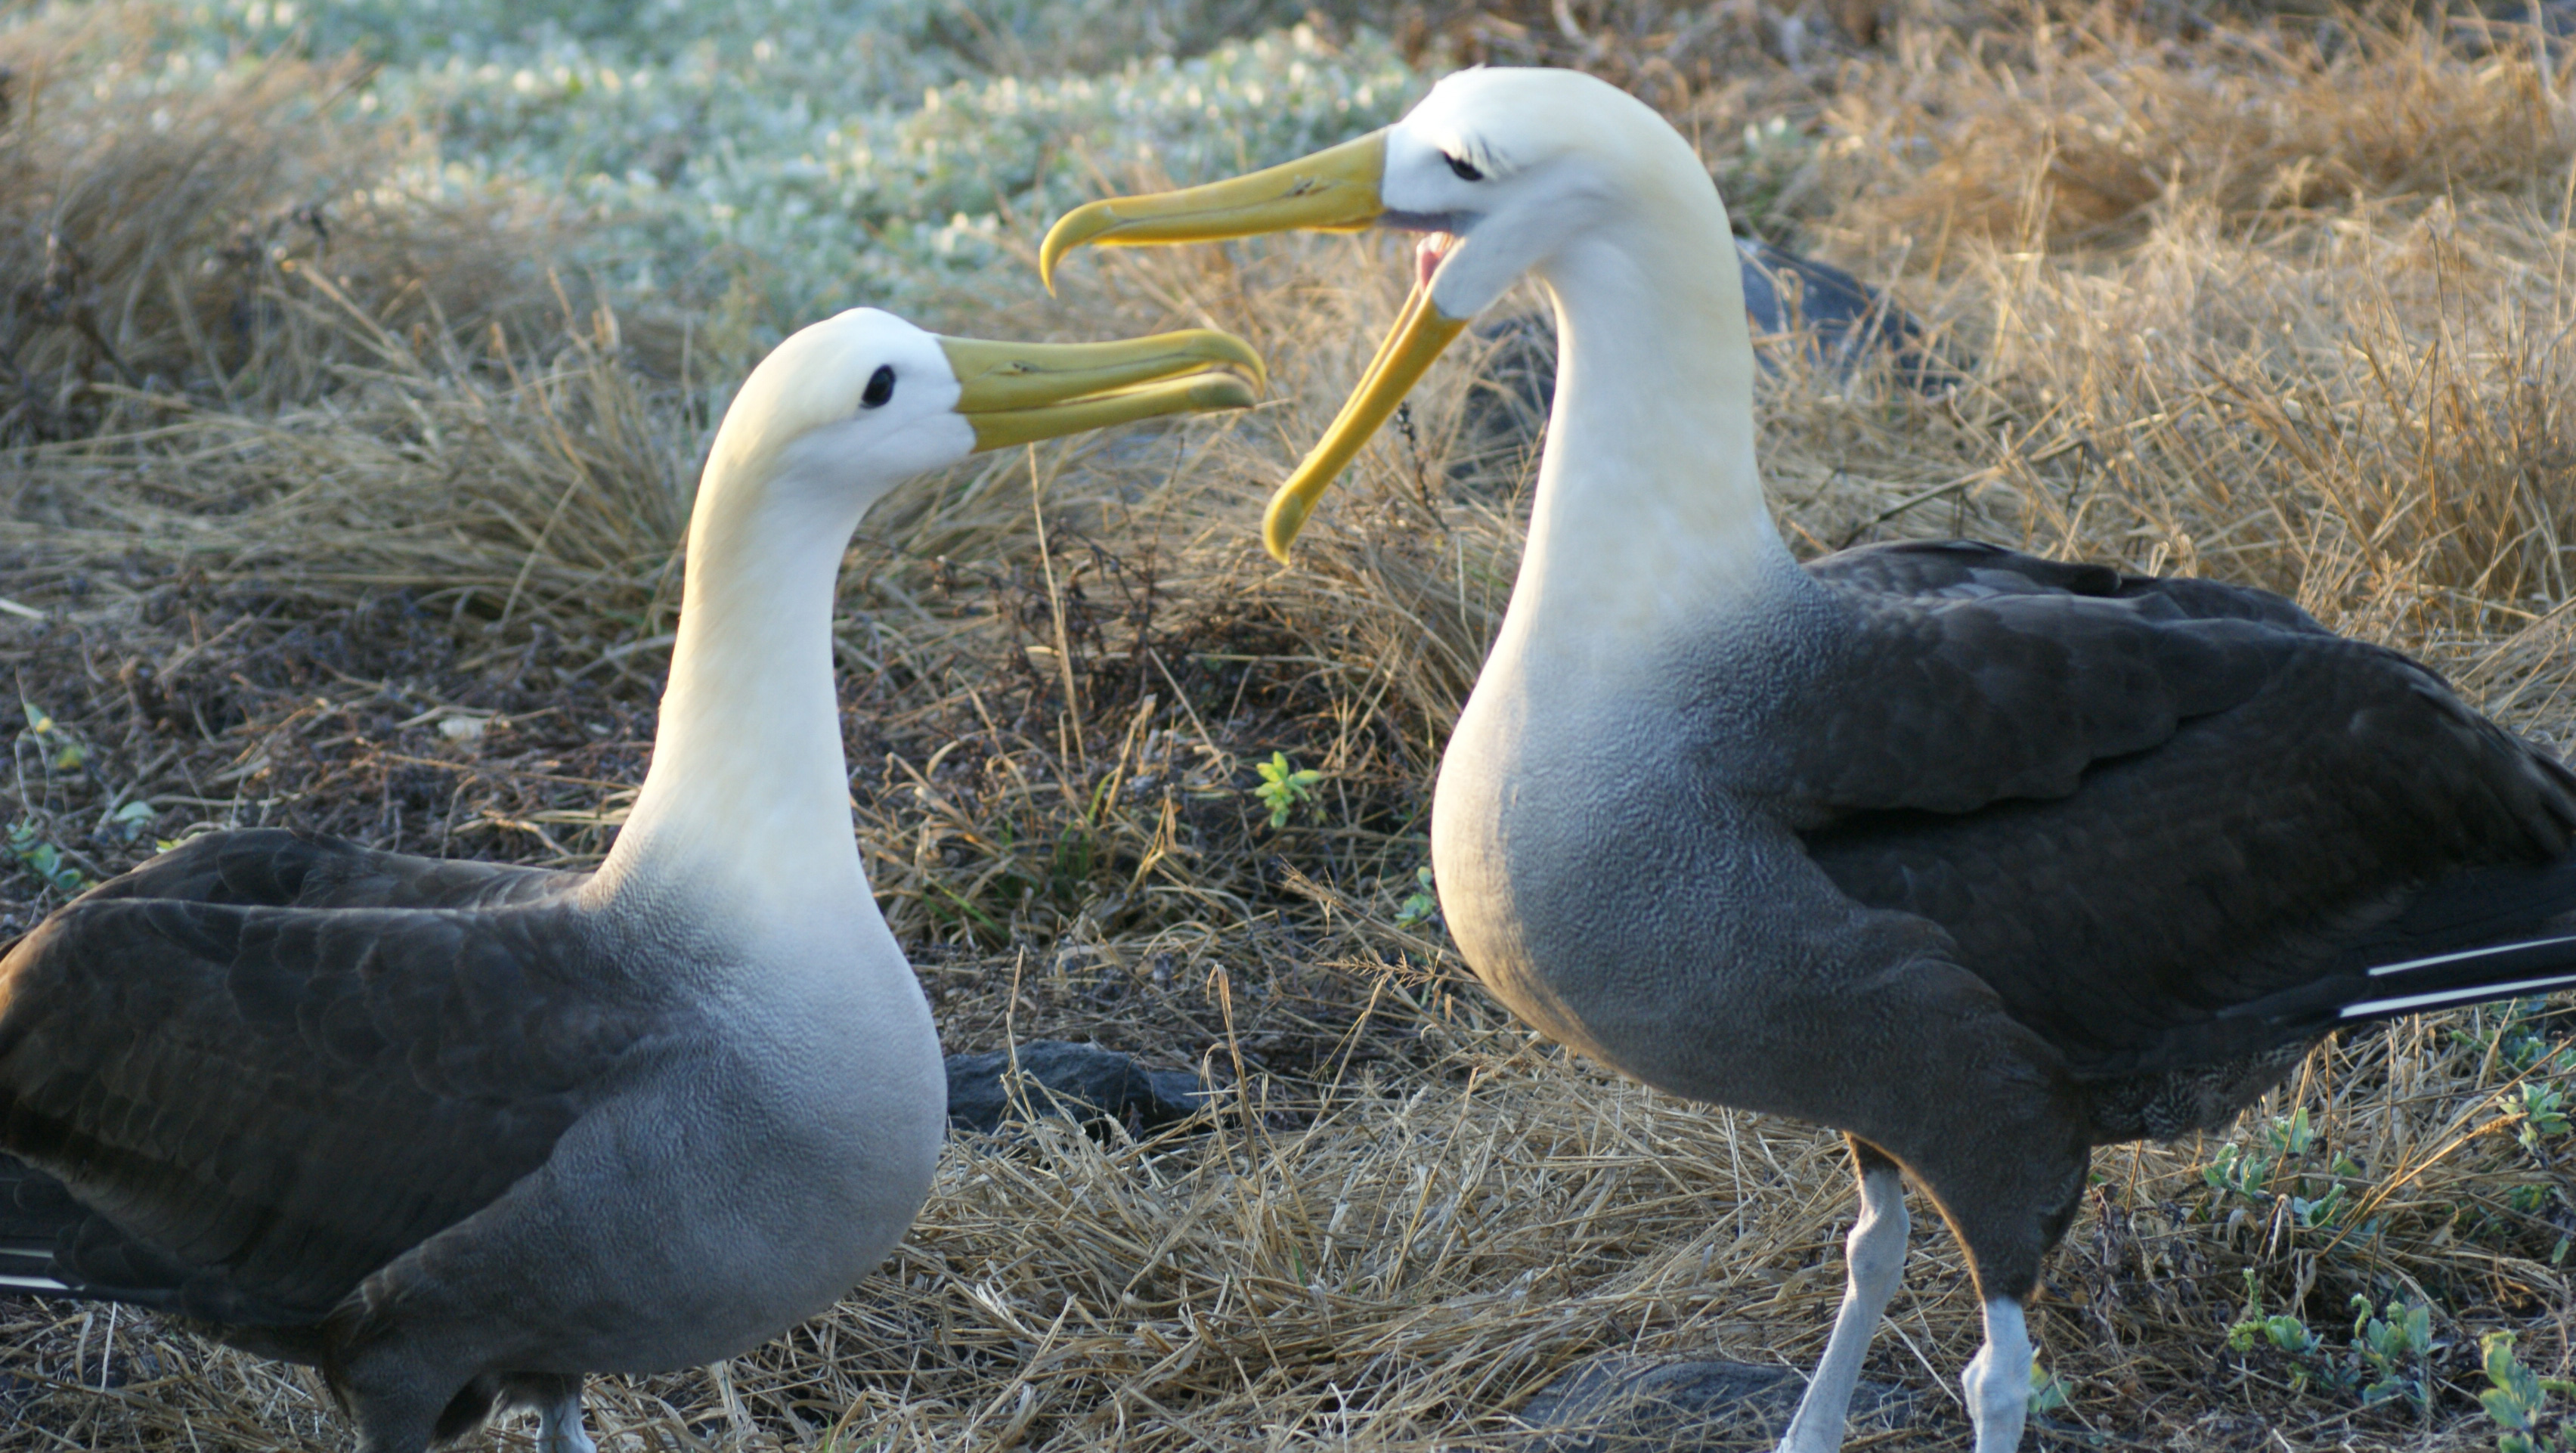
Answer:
[
  {"left": 592, "top": 451, "right": 873, "bottom": 922},
  {"left": 584, "top": 327, "right": 943, "bottom": 931}
]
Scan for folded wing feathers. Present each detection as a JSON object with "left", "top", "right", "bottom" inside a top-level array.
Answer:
[
  {"left": 1797, "top": 541, "right": 2576, "bottom": 1083},
  {"left": 0, "top": 842, "right": 658, "bottom": 1324}
]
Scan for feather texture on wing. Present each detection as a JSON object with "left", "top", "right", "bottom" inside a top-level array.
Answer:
[{"left": 0, "top": 830, "right": 667, "bottom": 1325}]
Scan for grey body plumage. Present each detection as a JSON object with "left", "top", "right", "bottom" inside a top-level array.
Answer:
[
  {"left": 1446, "top": 534, "right": 2576, "bottom": 1155},
  {"left": 0, "top": 827, "right": 944, "bottom": 1453}
]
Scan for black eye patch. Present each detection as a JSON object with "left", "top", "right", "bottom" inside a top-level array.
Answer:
[
  {"left": 1445, "top": 153, "right": 1485, "bottom": 181},
  {"left": 860, "top": 365, "right": 896, "bottom": 409}
]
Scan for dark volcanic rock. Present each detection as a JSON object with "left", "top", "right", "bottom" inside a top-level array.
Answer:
[
  {"left": 943, "top": 1039, "right": 1212, "bottom": 1135},
  {"left": 1472, "top": 240, "right": 1950, "bottom": 412},
  {"left": 1454, "top": 239, "right": 1958, "bottom": 487},
  {"left": 1735, "top": 237, "right": 1955, "bottom": 391},
  {"left": 1512, "top": 1355, "right": 1922, "bottom": 1451}
]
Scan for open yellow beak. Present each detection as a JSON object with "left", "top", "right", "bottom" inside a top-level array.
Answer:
[
  {"left": 1259, "top": 283, "right": 1464, "bottom": 561},
  {"left": 1039, "top": 132, "right": 1467, "bottom": 562},
  {"left": 940, "top": 330, "right": 1265, "bottom": 453}
]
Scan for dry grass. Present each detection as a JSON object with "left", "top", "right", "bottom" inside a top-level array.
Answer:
[
  {"left": 0, "top": 7, "right": 598, "bottom": 443},
  {"left": 0, "top": 0, "right": 2573, "bottom": 1449},
  {"left": 1840, "top": 11, "right": 2576, "bottom": 249}
]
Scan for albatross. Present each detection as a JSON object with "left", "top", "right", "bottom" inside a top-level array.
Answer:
[
  {"left": 0, "top": 308, "right": 1259, "bottom": 1453},
  {"left": 1038, "top": 68, "right": 2576, "bottom": 1453}
]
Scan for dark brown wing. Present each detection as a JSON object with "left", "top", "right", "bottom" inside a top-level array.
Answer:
[
  {"left": 1788, "top": 542, "right": 2576, "bottom": 1073},
  {"left": 0, "top": 837, "right": 661, "bottom": 1326},
  {"left": 1776, "top": 559, "right": 2289, "bottom": 814},
  {"left": 1805, "top": 538, "right": 2324, "bottom": 630},
  {"left": 79, "top": 828, "right": 581, "bottom": 912}
]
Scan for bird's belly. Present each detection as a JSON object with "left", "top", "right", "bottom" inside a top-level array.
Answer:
[
  {"left": 405, "top": 980, "right": 946, "bottom": 1377},
  {"left": 624, "top": 1037, "right": 942, "bottom": 1369},
  {"left": 1432, "top": 712, "right": 1717, "bottom": 1084},
  {"left": 1432, "top": 692, "right": 1898, "bottom": 1118}
]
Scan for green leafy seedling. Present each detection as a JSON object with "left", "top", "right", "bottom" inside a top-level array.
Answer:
[
  {"left": 1395, "top": 866, "right": 1438, "bottom": 928},
  {"left": 2227, "top": 1312, "right": 2324, "bottom": 1360},
  {"left": 20, "top": 700, "right": 83, "bottom": 771},
  {"left": 6, "top": 822, "right": 85, "bottom": 894},
  {"left": 109, "top": 800, "right": 155, "bottom": 841},
  {"left": 2292, "top": 1182, "right": 2348, "bottom": 1228},
  {"left": 2268, "top": 1104, "right": 2318, "bottom": 1157},
  {"left": 2226, "top": 1272, "right": 2348, "bottom": 1395},
  {"left": 2516, "top": 1083, "right": 2569, "bottom": 1151},
  {"left": 1252, "top": 752, "right": 1322, "bottom": 830},
  {"left": 2480, "top": 1331, "right": 2576, "bottom": 1453},
  {"left": 1715, "top": 116, "right": 1822, "bottom": 236},
  {"left": 2027, "top": 1354, "right": 2071, "bottom": 1417},
  {"left": 2350, "top": 1295, "right": 2434, "bottom": 1411},
  {"left": 2204, "top": 1141, "right": 2274, "bottom": 1202}
]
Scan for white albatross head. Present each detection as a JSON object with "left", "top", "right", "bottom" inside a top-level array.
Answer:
[
  {"left": 1039, "top": 69, "right": 1739, "bottom": 562},
  {"left": 702, "top": 307, "right": 1267, "bottom": 531}
]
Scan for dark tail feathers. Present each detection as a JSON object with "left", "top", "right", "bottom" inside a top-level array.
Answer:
[
  {"left": 2333, "top": 856, "right": 2576, "bottom": 1024},
  {"left": 2212, "top": 857, "right": 2576, "bottom": 1042}
]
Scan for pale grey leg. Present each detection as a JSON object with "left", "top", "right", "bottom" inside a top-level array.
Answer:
[
  {"left": 1776, "top": 1154, "right": 1908, "bottom": 1453},
  {"left": 1959, "top": 1295, "right": 2031, "bottom": 1453},
  {"left": 529, "top": 1374, "right": 596, "bottom": 1453}
]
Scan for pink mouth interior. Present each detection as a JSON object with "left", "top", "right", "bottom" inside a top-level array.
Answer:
[{"left": 1416, "top": 233, "right": 1457, "bottom": 290}]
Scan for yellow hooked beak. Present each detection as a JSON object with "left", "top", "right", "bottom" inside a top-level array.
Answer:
[
  {"left": 1039, "top": 132, "right": 1390, "bottom": 292},
  {"left": 1039, "top": 132, "right": 1469, "bottom": 562},
  {"left": 939, "top": 330, "right": 1266, "bottom": 453}
]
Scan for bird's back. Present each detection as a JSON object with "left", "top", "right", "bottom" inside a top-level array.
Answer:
[
  {"left": 75, "top": 828, "right": 585, "bottom": 913},
  {"left": 1797, "top": 541, "right": 2576, "bottom": 1139}
]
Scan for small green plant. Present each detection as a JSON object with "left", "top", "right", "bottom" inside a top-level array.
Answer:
[
  {"left": 6, "top": 823, "right": 86, "bottom": 894},
  {"left": 2202, "top": 1105, "right": 2364, "bottom": 1219},
  {"left": 2205, "top": 1139, "right": 2274, "bottom": 1201},
  {"left": 2227, "top": 1279, "right": 2458, "bottom": 1410},
  {"left": 19, "top": 700, "right": 83, "bottom": 771},
  {"left": 1715, "top": 116, "right": 1822, "bottom": 236},
  {"left": 2515, "top": 1081, "right": 2569, "bottom": 1151},
  {"left": 2454, "top": 1001, "right": 2576, "bottom": 1079},
  {"left": 2027, "top": 1354, "right": 2072, "bottom": 1417},
  {"left": 1395, "top": 866, "right": 1438, "bottom": 928},
  {"left": 2269, "top": 1104, "right": 2319, "bottom": 1157},
  {"left": 2479, "top": 1331, "right": 2575, "bottom": 1453},
  {"left": 2290, "top": 1181, "right": 2349, "bottom": 1229},
  {"left": 1252, "top": 752, "right": 1322, "bottom": 830},
  {"left": 2350, "top": 1295, "right": 2435, "bottom": 1411},
  {"left": 2204, "top": 1108, "right": 2315, "bottom": 1202},
  {"left": 2230, "top": 1309, "right": 2328, "bottom": 1360},
  {"left": 2230, "top": 1272, "right": 2329, "bottom": 1373},
  {"left": 107, "top": 800, "right": 154, "bottom": 841}
]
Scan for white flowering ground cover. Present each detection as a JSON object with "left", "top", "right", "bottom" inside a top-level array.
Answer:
[{"left": 50, "top": 0, "right": 1417, "bottom": 340}]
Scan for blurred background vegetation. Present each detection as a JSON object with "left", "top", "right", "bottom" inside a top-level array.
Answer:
[{"left": 11, "top": 0, "right": 1420, "bottom": 360}]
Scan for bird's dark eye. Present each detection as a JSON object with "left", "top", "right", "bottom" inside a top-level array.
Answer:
[
  {"left": 1445, "top": 153, "right": 1485, "bottom": 181},
  {"left": 860, "top": 365, "right": 896, "bottom": 409}
]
